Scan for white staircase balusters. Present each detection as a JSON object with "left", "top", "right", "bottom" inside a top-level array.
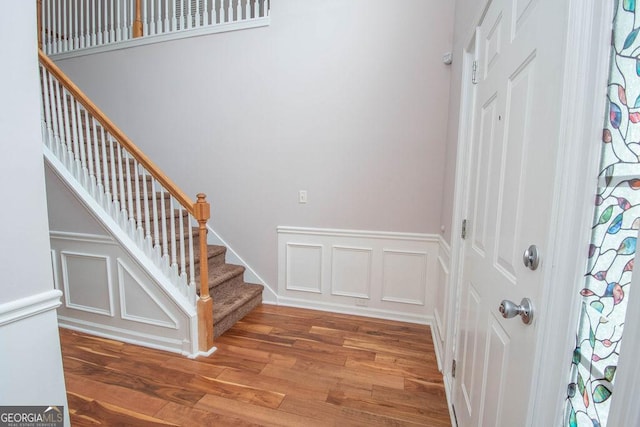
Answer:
[
  {"left": 91, "top": 118, "right": 103, "bottom": 202},
  {"left": 42, "top": 0, "right": 268, "bottom": 53},
  {"left": 39, "top": 50, "right": 213, "bottom": 349}
]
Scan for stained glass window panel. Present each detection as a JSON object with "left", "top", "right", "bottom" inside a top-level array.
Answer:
[{"left": 564, "top": 1, "right": 640, "bottom": 425}]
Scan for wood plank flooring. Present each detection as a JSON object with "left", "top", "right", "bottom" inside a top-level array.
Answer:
[{"left": 60, "top": 305, "right": 451, "bottom": 426}]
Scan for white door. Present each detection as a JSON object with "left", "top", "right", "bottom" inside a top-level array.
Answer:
[{"left": 452, "top": 0, "right": 569, "bottom": 425}]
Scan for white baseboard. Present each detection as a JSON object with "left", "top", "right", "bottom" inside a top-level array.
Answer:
[
  {"left": 276, "top": 296, "right": 432, "bottom": 325},
  {"left": 58, "top": 316, "right": 195, "bottom": 356}
]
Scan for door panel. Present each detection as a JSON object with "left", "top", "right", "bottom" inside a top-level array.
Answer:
[
  {"left": 460, "top": 284, "right": 484, "bottom": 414},
  {"left": 471, "top": 94, "right": 498, "bottom": 256},
  {"left": 453, "top": 0, "right": 567, "bottom": 425},
  {"left": 495, "top": 56, "right": 535, "bottom": 280},
  {"left": 481, "top": 315, "right": 510, "bottom": 426}
]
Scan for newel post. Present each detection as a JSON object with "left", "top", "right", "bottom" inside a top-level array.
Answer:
[
  {"left": 195, "top": 193, "right": 213, "bottom": 351},
  {"left": 133, "top": 0, "right": 143, "bottom": 38},
  {"left": 37, "top": 0, "right": 42, "bottom": 47}
]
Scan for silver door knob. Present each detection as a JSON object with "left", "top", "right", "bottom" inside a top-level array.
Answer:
[
  {"left": 499, "top": 298, "right": 534, "bottom": 325},
  {"left": 523, "top": 245, "right": 539, "bottom": 270}
]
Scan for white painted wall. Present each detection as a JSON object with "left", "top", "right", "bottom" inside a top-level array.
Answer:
[
  {"left": 53, "top": 0, "right": 455, "bottom": 291},
  {"left": 0, "top": 2, "right": 68, "bottom": 423}
]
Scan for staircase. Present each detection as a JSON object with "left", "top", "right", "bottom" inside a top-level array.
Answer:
[{"left": 39, "top": 49, "right": 262, "bottom": 352}]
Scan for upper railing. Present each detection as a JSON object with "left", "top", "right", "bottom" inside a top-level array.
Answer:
[
  {"left": 38, "top": 49, "right": 214, "bottom": 351},
  {"left": 39, "top": 0, "right": 270, "bottom": 56}
]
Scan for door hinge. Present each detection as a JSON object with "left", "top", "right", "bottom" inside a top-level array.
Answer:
[
  {"left": 472, "top": 60, "right": 478, "bottom": 84},
  {"left": 461, "top": 219, "right": 467, "bottom": 240},
  {"left": 452, "top": 359, "right": 457, "bottom": 378}
]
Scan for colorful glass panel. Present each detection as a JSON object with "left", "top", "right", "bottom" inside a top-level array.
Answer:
[{"left": 565, "top": 1, "right": 640, "bottom": 425}]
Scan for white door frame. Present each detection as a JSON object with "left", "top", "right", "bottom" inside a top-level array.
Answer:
[{"left": 444, "top": 0, "right": 615, "bottom": 424}]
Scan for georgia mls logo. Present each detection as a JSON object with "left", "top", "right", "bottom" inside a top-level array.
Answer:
[{"left": 0, "top": 406, "right": 64, "bottom": 427}]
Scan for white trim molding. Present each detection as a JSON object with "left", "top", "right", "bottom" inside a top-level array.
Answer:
[
  {"left": 277, "top": 227, "right": 440, "bottom": 324},
  {"left": 0, "top": 290, "right": 63, "bottom": 327},
  {"left": 49, "top": 17, "right": 271, "bottom": 61}
]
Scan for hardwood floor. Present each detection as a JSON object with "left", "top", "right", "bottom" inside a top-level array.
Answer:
[{"left": 60, "top": 305, "right": 451, "bottom": 426}]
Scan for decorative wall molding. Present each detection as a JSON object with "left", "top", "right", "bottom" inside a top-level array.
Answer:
[
  {"left": 278, "top": 227, "right": 440, "bottom": 242},
  {"left": 285, "top": 243, "right": 323, "bottom": 293},
  {"left": 381, "top": 249, "right": 428, "bottom": 305},
  {"left": 50, "top": 230, "right": 196, "bottom": 355},
  {"left": 60, "top": 251, "right": 114, "bottom": 316},
  {"left": 0, "top": 289, "right": 62, "bottom": 327},
  {"left": 50, "top": 230, "right": 114, "bottom": 245},
  {"left": 331, "top": 245, "right": 372, "bottom": 299},
  {"left": 277, "top": 227, "right": 440, "bottom": 323},
  {"left": 117, "top": 259, "right": 179, "bottom": 329}
]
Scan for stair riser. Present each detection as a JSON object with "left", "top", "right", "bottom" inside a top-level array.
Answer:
[
  {"left": 214, "top": 294, "right": 262, "bottom": 338},
  {"left": 208, "top": 273, "right": 244, "bottom": 296}
]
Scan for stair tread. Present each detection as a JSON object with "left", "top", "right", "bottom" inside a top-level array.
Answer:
[{"left": 212, "top": 282, "right": 264, "bottom": 324}]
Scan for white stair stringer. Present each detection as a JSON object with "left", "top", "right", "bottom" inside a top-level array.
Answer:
[{"left": 44, "top": 144, "right": 207, "bottom": 358}]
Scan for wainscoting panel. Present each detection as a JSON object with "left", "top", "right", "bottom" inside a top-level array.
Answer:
[
  {"left": 285, "top": 244, "right": 323, "bottom": 293},
  {"left": 331, "top": 246, "right": 372, "bottom": 299},
  {"left": 50, "top": 231, "right": 196, "bottom": 355},
  {"left": 277, "top": 227, "right": 441, "bottom": 324},
  {"left": 381, "top": 250, "right": 428, "bottom": 305},
  {"left": 61, "top": 251, "right": 113, "bottom": 316},
  {"left": 118, "top": 260, "right": 178, "bottom": 329}
]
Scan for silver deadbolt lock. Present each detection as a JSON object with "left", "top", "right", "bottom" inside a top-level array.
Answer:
[
  {"left": 522, "top": 245, "right": 539, "bottom": 270},
  {"left": 499, "top": 298, "right": 534, "bottom": 325}
]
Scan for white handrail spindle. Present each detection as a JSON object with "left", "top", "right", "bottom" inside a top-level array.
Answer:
[
  {"left": 79, "top": 0, "right": 85, "bottom": 48},
  {"left": 74, "top": 102, "right": 88, "bottom": 183},
  {"left": 160, "top": 187, "right": 169, "bottom": 262},
  {"left": 170, "top": 198, "right": 177, "bottom": 274},
  {"left": 178, "top": 204, "right": 187, "bottom": 284},
  {"left": 84, "top": 108, "right": 96, "bottom": 189},
  {"left": 117, "top": 144, "right": 128, "bottom": 218},
  {"left": 188, "top": 213, "right": 195, "bottom": 288},
  {"left": 61, "top": 0, "right": 66, "bottom": 52},
  {"left": 53, "top": 76, "right": 65, "bottom": 158},
  {"left": 100, "top": 127, "right": 110, "bottom": 206},
  {"left": 41, "top": 67, "right": 53, "bottom": 148},
  {"left": 91, "top": 0, "right": 96, "bottom": 46},
  {"left": 92, "top": 118, "right": 103, "bottom": 196},
  {"left": 171, "top": 0, "right": 177, "bottom": 31},
  {"left": 134, "top": 159, "right": 143, "bottom": 237},
  {"left": 68, "top": 97, "right": 81, "bottom": 176},
  {"left": 97, "top": 0, "right": 102, "bottom": 45},
  {"left": 151, "top": 180, "right": 160, "bottom": 250},
  {"left": 116, "top": 0, "right": 121, "bottom": 41},
  {"left": 142, "top": 170, "right": 152, "bottom": 245},
  {"left": 107, "top": 134, "right": 119, "bottom": 211},
  {"left": 124, "top": 151, "right": 134, "bottom": 222}
]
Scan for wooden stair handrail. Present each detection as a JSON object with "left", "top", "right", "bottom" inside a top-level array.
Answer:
[{"left": 38, "top": 49, "right": 198, "bottom": 218}]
